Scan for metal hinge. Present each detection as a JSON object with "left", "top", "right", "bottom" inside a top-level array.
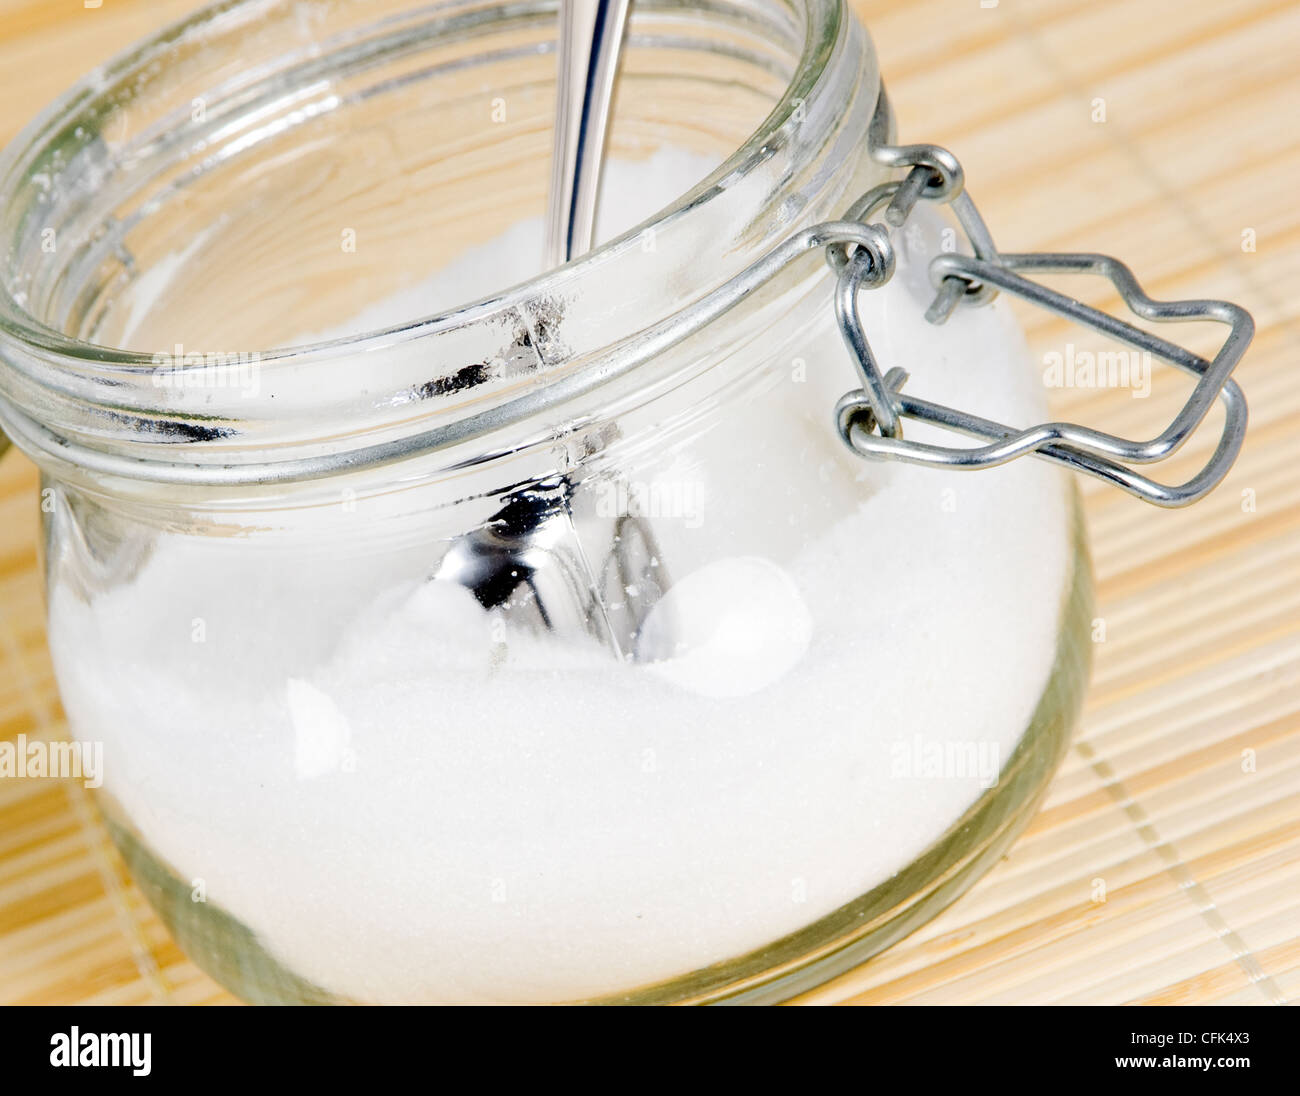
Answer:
[{"left": 824, "top": 87, "right": 1250, "bottom": 508}]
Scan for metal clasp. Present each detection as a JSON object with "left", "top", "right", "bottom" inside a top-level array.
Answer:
[{"left": 828, "top": 87, "right": 1251, "bottom": 508}]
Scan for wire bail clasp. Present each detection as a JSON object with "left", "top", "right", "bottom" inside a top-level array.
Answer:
[{"left": 827, "top": 88, "right": 1251, "bottom": 508}]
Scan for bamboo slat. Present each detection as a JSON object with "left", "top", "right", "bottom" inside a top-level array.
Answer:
[{"left": 0, "top": 0, "right": 1295, "bottom": 1005}]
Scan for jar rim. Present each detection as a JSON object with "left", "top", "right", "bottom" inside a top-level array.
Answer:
[{"left": 0, "top": 0, "right": 881, "bottom": 484}]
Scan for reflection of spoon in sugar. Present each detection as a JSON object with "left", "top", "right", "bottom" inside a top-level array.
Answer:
[{"left": 636, "top": 556, "right": 814, "bottom": 699}]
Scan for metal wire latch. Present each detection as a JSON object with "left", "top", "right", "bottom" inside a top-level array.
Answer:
[{"left": 826, "top": 89, "right": 1251, "bottom": 508}]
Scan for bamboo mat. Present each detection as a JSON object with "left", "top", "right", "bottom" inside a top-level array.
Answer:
[{"left": 1, "top": 0, "right": 1297, "bottom": 1006}]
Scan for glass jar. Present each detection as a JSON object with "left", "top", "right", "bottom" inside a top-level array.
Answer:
[{"left": 0, "top": 0, "right": 1092, "bottom": 1004}]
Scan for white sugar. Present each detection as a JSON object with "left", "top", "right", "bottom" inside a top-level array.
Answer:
[{"left": 46, "top": 151, "right": 1071, "bottom": 1003}]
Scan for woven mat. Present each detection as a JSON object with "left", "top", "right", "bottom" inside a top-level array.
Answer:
[{"left": 1, "top": 0, "right": 1297, "bottom": 1005}]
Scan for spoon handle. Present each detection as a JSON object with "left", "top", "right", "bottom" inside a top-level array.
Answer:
[{"left": 544, "top": 0, "right": 631, "bottom": 267}]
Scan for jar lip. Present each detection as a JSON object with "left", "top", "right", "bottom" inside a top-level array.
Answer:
[
  {"left": 0, "top": 0, "right": 880, "bottom": 483},
  {"left": 0, "top": 0, "right": 845, "bottom": 366}
]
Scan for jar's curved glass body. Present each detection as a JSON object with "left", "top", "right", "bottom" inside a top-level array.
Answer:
[{"left": 0, "top": 0, "right": 1091, "bottom": 1004}]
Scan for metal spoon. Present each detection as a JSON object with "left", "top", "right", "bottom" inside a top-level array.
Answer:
[
  {"left": 434, "top": 1, "right": 674, "bottom": 662},
  {"left": 543, "top": 0, "right": 631, "bottom": 266}
]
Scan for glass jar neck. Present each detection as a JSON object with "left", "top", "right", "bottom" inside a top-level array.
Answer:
[{"left": 0, "top": 0, "right": 884, "bottom": 492}]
